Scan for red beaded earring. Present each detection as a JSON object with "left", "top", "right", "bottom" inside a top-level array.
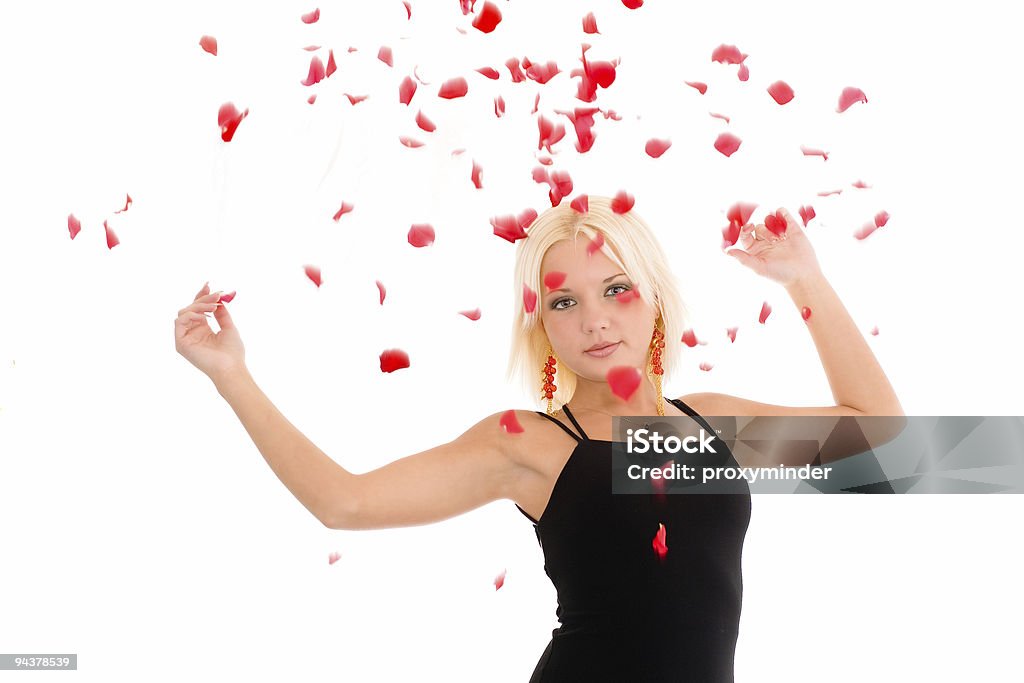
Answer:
[
  {"left": 542, "top": 344, "right": 557, "bottom": 415},
  {"left": 650, "top": 322, "right": 666, "bottom": 416}
]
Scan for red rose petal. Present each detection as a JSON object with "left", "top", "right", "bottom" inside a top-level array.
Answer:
[
  {"left": 471, "top": 1, "right": 502, "bottom": 33},
  {"left": 218, "top": 102, "right": 249, "bottom": 142},
  {"left": 494, "top": 569, "right": 507, "bottom": 590},
  {"left": 523, "top": 284, "right": 538, "bottom": 314},
  {"left": 684, "top": 81, "right": 707, "bottom": 94},
  {"left": 459, "top": 308, "right": 482, "bottom": 321},
  {"left": 494, "top": 95, "right": 505, "bottom": 118},
  {"left": 543, "top": 271, "right": 567, "bottom": 291},
  {"left": 737, "top": 64, "right": 749, "bottom": 81},
  {"left": 800, "top": 145, "right": 829, "bottom": 160},
  {"left": 376, "top": 280, "right": 386, "bottom": 304},
  {"left": 601, "top": 108, "right": 621, "bottom": 121},
  {"left": 582, "top": 12, "right": 599, "bottom": 34},
  {"left": 852, "top": 179, "right": 872, "bottom": 189},
  {"left": 532, "top": 93, "right": 540, "bottom": 114},
  {"left": 344, "top": 93, "right": 368, "bottom": 105},
  {"left": 328, "top": 552, "right": 342, "bottom": 565},
  {"left": 570, "top": 194, "right": 589, "bottom": 213},
  {"left": 402, "top": 1, "right": 411, "bottom": 20},
  {"left": 347, "top": 47, "right": 358, "bottom": 53},
  {"left": 622, "top": 0, "right": 644, "bottom": 8},
  {"left": 399, "top": 136, "right": 425, "bottom": 148},
  {"left": 709, "top": 112, "right": 730, "bottom": 124},
  {"left": 699, "top": 362, "right": 714, "bottom": 372},
  {"left": 301, "top": 55, "right": 326, "bottom": 85},
  {"left": 524, "top": 59, "right": 560, "bottom": 84},
  {"left": 476, "top": 67, "right": 500, "bottom": 80},
  {"left": 611, "top": 190, "right": 634, "bottom": 214},
  {"left": 764, "top": 210, "right": 788, "bottom": 237},
  {"left": 758, "top": 301, "right": 772, "bottom": 324},
  {"left": 555, "top": 107, "right": 600, "bottom": 153},
  {"left": 682, "top": 329, "right": 698, "bottom": 348},
  {"left": 652, "top": 523, "right": 667, "bottom": 559},
  {"left": 645, "top": 138, "right": 671, "bottom": 158},
  {"left": 517, "top": 208, "right": 538, "bottom": 230},
  {"left": 103, "top": 220, "right": 119, "bottom": 249},
  {"left": 303, "top": 45, "right": 320, "bottom": 51},
  {"left": 537, "top": 156, "right": 552, "bottom": 166},
  {"left": 415, "top": 110, "right": 436, "bottom": 132},
  {"left": 408, "top": 223, "right": 435, "bottom": 247},
  {"left": 399, "top": 76, "right": 417, "bottom": 105},
  {"left": 438, "top": 77, "right": 469, "bottom": 99},
  {"left": 874, "top": 211, "right": 890, "bottom": 227},
  {"left": 767, "top": 80, "right": 795, "bottom": 105},
  {"left": 325, "top": 49, "right": 337, "bottom": 78},
  {"left": 460, "top": 0, "right": 477, "bottom": 14},
  {"left": 301, "top": 8, "right": 320, "bottom": 24},
  {"left": 711, "top": 44, "right": 747, "bottom": 65},
  {"left": 505, "top": 57, "right": 526, "bottom": 82},
  {"left": 471, "top": 160, "right": 483, "bottom": 189},
  {"left": 451, "top": 148, "right": 466, "bottom": 156},
  {"left": 490, "top": 215, "right": 527, "bottom": 243},
  {"left": 837, "top": 87, "right": 868, "bottom": 113},
  {"left": 818, "top": 189, "right": 843, "bottom": 197},
  {"left": 607, "top": 366, "right": 642, "bottom": 401},
  {"left": 615, "top": 289, "right": 640, "bottom": 304},
  {"left": 380, "top": 349, "right": 410, "bottom": 373},
  {"left": 199, "top": 35, "right": 217, "bottom": 56},
  {"left": 714, "top": 132, "right": 742, "bottom": 157},
  {"left": 801, "top": 306, "right": 812, "bottom": 321},
  {"left": 67, "top": 214, "right": 81, "bottom": 240},
  {"left": 570, "top": 46, "right": 618, "bottom": 102},
  {"left": 378, "top": 46, "right": 393, "bottom": 67},
  {"left": 218, "top": 291, "right": 236, "bottom": 303},
  {"left": 537, "top": 115, "right": 566, "bottom": 152},
  {"left": 853, "top": 222, "right": 880, "bottom": 240},
  {"left": 726, "top": 327, "right": 737, "bottom": 343},
  {"left": 727, "top": 202, "right": 758, "bottom": 229},
  {"left": 499, "top": 410, "right": 523, "bottom": 434},
  {"left": 332, "top": 202, "right": 354, "bottom": 221},
  {"left": 586, "top": 231, "right": 604, "bottom": 256},
  {"left": 307, "top": 94, "right": 317, "bottom": 105},
  {"left": 870, "top": 326, "right": 879, "bottom": 336},
  {"left": 799, "top": 205, "right": 816, "bottom": 227},
  {"left": 114, "top": 193, "right": 132, "bottom": 213},
  {"left": 304, "top": 265, "right": 322, "bottom": 287},
  {"left": 547, "top": 170, "right": 573, "bottom": 207}
]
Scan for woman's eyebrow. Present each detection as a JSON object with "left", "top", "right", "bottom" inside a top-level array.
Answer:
[{"left": 545, "top": 272, "right": 628, "bottom": 294}]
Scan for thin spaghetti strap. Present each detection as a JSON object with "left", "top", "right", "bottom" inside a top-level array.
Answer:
[
  {"left": 534, "top": 411, "right": 583, "bottom": 443},
  {"left": 559, "top": 404, "right": 591, "bottom": 441},
  {"left": 668, "top": 397, "right": 718, "bottom": 437}
]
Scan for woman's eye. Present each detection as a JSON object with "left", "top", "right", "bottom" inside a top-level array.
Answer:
[
  {"left": 551, "top": 284, "right": 630, "bottom": 310},
  {"left": 608, "top": 284, "right": 629, "bottom": 296}
]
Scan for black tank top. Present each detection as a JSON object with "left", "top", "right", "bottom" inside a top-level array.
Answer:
[{"left": 516, "top": 397, "right": 752, "bottom": 682}]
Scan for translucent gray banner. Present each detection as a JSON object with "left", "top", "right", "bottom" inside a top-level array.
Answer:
[{"left": 610, "top": 416, "right": 1024, "bottom": 494}]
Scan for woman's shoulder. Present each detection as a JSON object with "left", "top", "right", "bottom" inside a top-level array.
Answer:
[{"left": 461, "top": 408, "right": 569, "bottom": 467}]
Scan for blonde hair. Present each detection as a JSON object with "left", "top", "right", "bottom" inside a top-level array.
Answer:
[{"left": 505, "top": 196, "right": 692, "bottom": 409}]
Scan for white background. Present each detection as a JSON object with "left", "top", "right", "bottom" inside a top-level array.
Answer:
[{"left": 1, "top": 1, "right": 1022, "bottom": 681}]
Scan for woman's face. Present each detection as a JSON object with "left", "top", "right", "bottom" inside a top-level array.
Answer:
[{"left": 539, "top": 237, "right": 658, "bottom": 381}]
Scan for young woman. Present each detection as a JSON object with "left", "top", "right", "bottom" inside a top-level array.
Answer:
[{"left": 174, "top": 196, "right": 902, "bottom": 681}]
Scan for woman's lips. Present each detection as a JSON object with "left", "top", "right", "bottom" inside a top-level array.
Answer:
[{"left": 584, "top": 342, "right": 620, "bottom": 358}]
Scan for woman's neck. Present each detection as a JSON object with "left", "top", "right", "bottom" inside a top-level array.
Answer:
[{"left": 567, "top": 380, "right": 663, "bottom": 416}]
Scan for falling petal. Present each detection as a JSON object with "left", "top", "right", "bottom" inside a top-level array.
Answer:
[
  {"left": 438, "top": 77, "right": 469, "bottom": 99},
  {"left": 415, "top": 110, "right": 436, "bottom": 132},
  {"left": 476, "top": 66, "right": 500, "bottom": 79},
  {"left": 103, "top": 220, "right": 119, "bottom": 249},
  {"left": 645, "top": 138, "right": 671, "bottom": 158},
  {"left": 800, "top": 145, "right": 829, "bottom": 160},
  {"left": 586, "top": 231, "right": 604, "bottom": 255},
  {"left": 622, "top": 0, "right": 644, "bottom": 8},
  {"left": 499, "top": 410, "right": 523, "bottom": 434},
  {"left": 874, "top": 211, "right": 890, "bottom": 227},
  {"left": 737, "top": 64, "right": 749, "bottom": 81},
  {"left": 402, "top": 1, "right": 411, "bottom": 20},
  {"left": 380, "top": 349, "right": 410, "bottom": 373},
  {"left": 684, "top": 81, "right": 707, "bottom": 95},
  {"left": 218, "top": 103, "right": 249, "bottom": 142},
  {"left": 378, "top": 46, "right": 393, "bottom": 67},
  {"left": 764, "top": 210, "right": 787, "bottom": 237},
  {"left": 471, "top": 160, "right": 483, "bottom": 189},
  {"left": 460, "top": 0, "right": 475, "bottom": 15},
  {"left": 399, "top": 76, "right": 417, "bottom": 105},
  {"left": 307, "top": 94, "right": 317, "bottom": 104},
  {"left": 615, "top": 289, "right": 640, "bottom": 304},
  {"left": 601, "top": 108, "right": 621, "bottom": 121},
  {"left": 709, "top": 112, "right": 730, "bottom": 124},
  {"left": 524, "top": 59, "right": 560, "bottom": 84},
  {"left": 532, "top": 93, "right": 540, "bottom": 114},
  {"left": 852, "top": 179, "right": 871, "bottom": 189},
  {"left": 837, "top": 87, "right": 868, "bottom": 113},
  {"left": 344, "top": 93, "right": 369, "bottom": 105},
  {"left": 472, "top": 1, "right": 502, "bottom": 33},
  {"left": 505, "top": 57, "right": 526, "bottom": 82},
  {"left": 490, "top": 215, "right": 526, "bottom": 243},
  {"left": 652, "top": 523, "right": 668, "bottom": 558},
  {"left": 767, "top": 80, "right": 795, "bottom": 105},
  {"left": 523, "top": 284, "right": 538, "bottom": 314},
  {"left": 853, "top": 221, "right": 880, "bottom": 240},
  {"left": 607, "top": 366, "right": 642, "bottom": 401},
  {"left": 758, "top": 301, "right": 771, "bottom": 324},
  {"left": 304, "top": 265, "right": 322, "bottom": 287},
  {"left": 199, "top": 35, "right": 217, "bottom": 56},
  {"left": 347, "top": 47, "right": 358, "bottom": 53},
  {"left": 582, "top": 12, "right": 599, "bottom": 33},
  {"left": 67, "top": 214, "right": 81, "bottom": 240},
  {"left": 726, "top": 327, "right": 737, "bottom": 343},
  {"left": 555, "top": 107, "right": 599, "bottom": 153},
  {"left": 611, "top": 190, "right": 634, "bottom": 214},
  {"left": 801, "top": 307, "right": 812, "bottom": 321},
  {"left": 114, "top": 193, "right": 132, "bottom": 213},
  {"left": 494, "top": 95, "right": 505, "bottom": 117},
  {"left": 532, "top": 166, "right": 550, "bottom": 184},
  {"left": 714, "top": 132, "right": 742, "bottom": 157},
  {"left": 537, "top": 115, "right": 566, "bottom": 152},
  {"left": 451, "top": 148, "right": 466, "bottom": 156},
  {"left": 547, "top": 170, "right": 573, "bottom": 207},
  {"left": 711, "top": 44, "right": 747, "bottom": 65},
  {"left": 218, "top": 291, "right": 236, "bottom": 303},
  {"left": 727, "top": 202, "right": 757, "bottom": 229},
  {"left": 301, "top": 56, "right": 326, "bottom": 86},
  {"left": 518, "top": 208, "right": 538, "bottom": 229},
  {"left": 543, "top": 271, "right": 567, "bottom": 291},
  {"left": 494, "top": 569, "right": 507, "bottom": 590},
  {"left": 570, "top": 194, "right": 589, "bottom": 213},
  {"left": 537, "top": 156, "right": 553, "bottom": 166},
  {"left": 408, "top": 224, "right": 435, "bottom": 247},
  {"left": 376, "top": 280, "right": 386, "bottom": 304},
  {"left": 303, "top": 45, "right": 320, "bottom": 51},
  {"left": 459, "top": 308, "right": 482, "bottom": 321},
  {"left": 301, "top": 8, "right": 320, "bottom": 24},
  {"left": 698, "top": 362, "right": 714, "bottom": 372},
  {"left": 799, "top": 205, "right": 816, "bottom": 227},
  {"left": 328, "top": 552, "right": 342, "bottom": 565},
  {"left": 325, "top": 49, "right": 337, "bottom": 78},
  {"left": 332, "top": 202, "right": 354, "bottom": 221},
  {"left": 870, "top": 326, "right": 879, "bottom": 336},
  {"left": 399, "top": 136, "right": 425, "bottom": 148},
  {"left": 817, "top": 189, "right": 843, "bottom": 197},
  {"left": 681, "top": 329, "right": 698, "bottom": 348}
]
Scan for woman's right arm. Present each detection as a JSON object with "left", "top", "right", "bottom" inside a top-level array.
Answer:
[{"left": 215, "top": 368, "right": 524, "bottom": 531}]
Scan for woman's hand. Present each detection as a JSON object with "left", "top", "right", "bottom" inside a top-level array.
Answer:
[
  {"left": 174, "top": 282, "right": 246, "bottom": 384},
  {"left": 725, "top": 207, "right": 823, "bottom": 288}
]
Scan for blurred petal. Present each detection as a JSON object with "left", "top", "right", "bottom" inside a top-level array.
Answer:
[
  {"left": 711, "top": 44, "right": 747, "bottom": 65},
  {"left": 399, "top": 76, "right": 417, "bottom": 105},
  {"left": 767, "top": 80, "right": 794, "bottom": 105},
  {"left": 476, "top": 67, "right": 500, "bottom": 79},
  {"left": 304, "top": 265, "right": 322, "bottom": 287},
  {"left": 408, "top": 224, "right": 435, "bottom": 247},
  {"left": 471, "top": 160, "right": 483, "bottom": 189},
  {"left": 472, "top": 1, "right": 502, "bottom": 33},
  {"left": 523, "top": 284, "right": 538, "bottom": 313},
  {"left": 800, "top": 145, "right": 829, "bottom": 160},
  {"left": 415, "top": 110, "right": 436, "bottom": 132},
  {"left": 543, "top": 271, "right": 567, "bottom": 291},
  {"left": 67, "top": 214, "right": 81, "bottom": 240},
  {"left": 799, "top": 205, "right": 816, "bottom": 227},
  {"left": 570, "top": 194, "right": 589, "bottom": 213},
  {"left": 332, "top": 202, "right": 354, "bottom": 221},
  {"left": 837, "top": 87, "right": 868, "bottom": 113},
  {"left": 376, "top": 280, "right": 386, "bottom": 304},
  {"left": 684, "top": 81, "right": 707, "bottom": 95},
  {"left": 714, "top": 132, "right": 742, "bottom": 157},
  {"left": 652, "top": 523, "right": 667, "bottom": 559},
  {"left": 380, "top": 349, "right": 410, "bottom": 373},
  {"left": 611, "top": 190, "right": 634, "bottom": 214},
  {"left": 607, "top": 366, "right": 641, "bottom": 401},
  {"left": 758, "top": 301, "right": 772, "bottom": 324},
  {"left": 459, "top": 308, "right": 482, "bottom": 321},
  {"left": 438, "top": 77, "right": 469, "bottom": 99},
  {"left": 582, "top": 12, "right": 599, "bottom": 34},
  {"left": 499, "top": 411, "right": 523, "bottom": 434},
  {"left": 801, "top": 307, "right": 812, "bottom": 321},
  {"left": 378, "top": 46, "right": 393, "bottom": 67},
  {"left": 301, "top": 8, "right": 320, "bottom": 24},
  {"left": 199, "top": 35, "right": 217, "bottom": 56},
  {"left": 726, "top": 327, "right": 737, "bottom": 343},
  {"left": 104, "top": 220, "right": 119, "bottom": 249},
  {"left": 645, "top": 138, "right": 671, "bottom": 158}
]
